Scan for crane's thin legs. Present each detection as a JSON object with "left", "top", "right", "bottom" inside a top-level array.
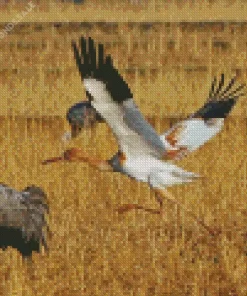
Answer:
[
  {"left": 153, "top": 188, "right": 216, "bottom": 236},
  {"left": 117, "top": 191, "right": 163, "bottom": 214},
  {"left": 154, "top": 192, "right": 163, "bottom": 215},
  {"left": 42, "top": 150, "right": 214, "bottom": 236}
]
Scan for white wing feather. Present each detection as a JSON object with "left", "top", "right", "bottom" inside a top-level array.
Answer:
[
  {"left": 160, "top": 118, "right": 224, "bottom": 153},
  {"left": 73, "top": 38, "right": 244, "bottom": 162},
  {"left": 84, "top": 78, "right": 166, "bottom": 157}
]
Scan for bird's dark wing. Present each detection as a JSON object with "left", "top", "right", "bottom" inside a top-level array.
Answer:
[
  {"left": 72, "top": 37, "right": 166, "bottom": 157},
  {"left": 72, "top": 36, "right": 133, "bottom": 104},
  {"left": 160, "top": 74, "right": 245, "bottom": 159},
  {"left": 191, "top": 74, "right": 245, "bottom": 119},
  {"left": 0, "top": 184, "right": 49, "bottom": 257}
]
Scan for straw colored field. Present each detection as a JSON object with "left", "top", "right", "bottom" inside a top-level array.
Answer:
[
  {"left": 0, "top": 22, "right": 247, "bottom": 117},
  {"left": 0, "top": 116, "right": 246, "bottom": 295},
  {"left": 0, "top": 21, "right": 247, "bottom": 295},
  {"left": 1, "top": 0, "right": 247, "bottom": 22}
]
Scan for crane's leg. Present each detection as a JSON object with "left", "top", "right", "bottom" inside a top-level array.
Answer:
[
  {"left": 153, "top": 188, "right": 216, "bottom": 236},
  {"left": 42, "top": 148, "right": 113, "bottom": 171},
  {"left": 117, "top": 176, "right": 163, "bottom": 214},
  {"left": 117, "top": 191, "right": 163, "bottom": 214}
]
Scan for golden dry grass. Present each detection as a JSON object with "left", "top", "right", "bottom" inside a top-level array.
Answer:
[
  {"left": 0, "top": 116, "right": 247, "bottom": 295},
  {"left": 1, "top": 0, "right": 247, "bottom": 22},
  {"left": 0, "top": 22, "right": 247, "bottom": 295},
  {"left": 0, "top": 23, "right": 247, "bottom": 117}
]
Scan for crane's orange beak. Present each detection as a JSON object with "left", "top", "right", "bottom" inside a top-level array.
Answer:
[{"left": 42, "top": 148, "right": 85, "bottom": 165}]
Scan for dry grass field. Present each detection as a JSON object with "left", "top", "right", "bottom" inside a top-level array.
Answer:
[
  {"left": 0, "top": 116, "right": 247, "bottom": 295},
  {"left": 1, "top": 0, "right": 247, "bottom": 22},
  {"left": 1, "top": 22, "right": 247, "bottom": 117},
  {"left": 0, "top": 23, "right": 247, "bottom": 295}
]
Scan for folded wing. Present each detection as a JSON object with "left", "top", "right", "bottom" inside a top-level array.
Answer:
[{"left": 0, "top": 184, "right": 49, "bottom": 257}]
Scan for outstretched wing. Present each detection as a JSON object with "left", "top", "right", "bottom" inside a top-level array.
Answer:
[
  {"left": 161, "top": 74, "right": 245, "bottom": 160},
  {"left": 71, "top": 37, "right": 166, "bottom": 157},
  {"left": 0, "top": 184, "right": 49, "bottom": 257}
]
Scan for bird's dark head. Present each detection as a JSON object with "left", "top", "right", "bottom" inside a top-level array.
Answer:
[{"left": 66, "top": 101, "right": 104, "bottom": 139}]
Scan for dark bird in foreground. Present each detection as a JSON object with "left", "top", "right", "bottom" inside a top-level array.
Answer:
[
  {"left": 0, "top": 184, "right": 49, "bottom": 257},
  {"left": 42, "top": 37, "right": 245, "bottom": 236}
]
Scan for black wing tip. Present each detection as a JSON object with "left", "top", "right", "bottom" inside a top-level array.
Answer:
[
  {"left": 72, "top": 36, "right": 133, "bottom": 103},
  {"left": 208, "top": 74, "right": 246, "bottom": 102},
  {"left": 193, "top": 75, "right": 246, "bottom": 119},
  {"left": 192, "top": 99, "right": 237, "bottom": 119},
  {"left": 209, "top": 73, "right": 225, "bottom": 100},
  {"left": 71, "top": 40, "right": 79, "bottom": 53},
  {"left": 88, "top": 36, "right": 94, "bottom": 43},
  {"left": 105, "top": 54, "right": 113, "bottom": 65},
  {"left": 79, "top": 36, "right": 96, "bottom": 49},
  {"left": 72, "top": 36, "right": 103, "bottom": 79}
]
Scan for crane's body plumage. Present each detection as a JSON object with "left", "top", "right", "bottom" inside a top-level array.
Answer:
[
  {"left": 115, "top": 154, "right": 200, "bottom": 186},
  {"left": 0, "top": 184, "right": 48, "bottom": 257},
  {"left": 73, "top": 37, "right": 245, "bottom": 191},
  {"left": 84, "top": 78, "right": 165, "bottom": 157}
]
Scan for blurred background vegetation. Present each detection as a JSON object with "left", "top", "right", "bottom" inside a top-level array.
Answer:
[
  {"left": 0, "top": 22, "right": 246, "bottom": 117},
  {"left": 1, "top": 0, "right": 247, "bottom": 22}
]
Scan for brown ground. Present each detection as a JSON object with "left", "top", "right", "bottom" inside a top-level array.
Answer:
[{"left": 0, "top": 23, "right": 247, "bottom": 295}]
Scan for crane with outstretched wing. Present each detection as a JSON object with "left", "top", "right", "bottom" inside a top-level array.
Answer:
[{"left": 42, "top": 37, "right": 245, "bottom": 236}]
